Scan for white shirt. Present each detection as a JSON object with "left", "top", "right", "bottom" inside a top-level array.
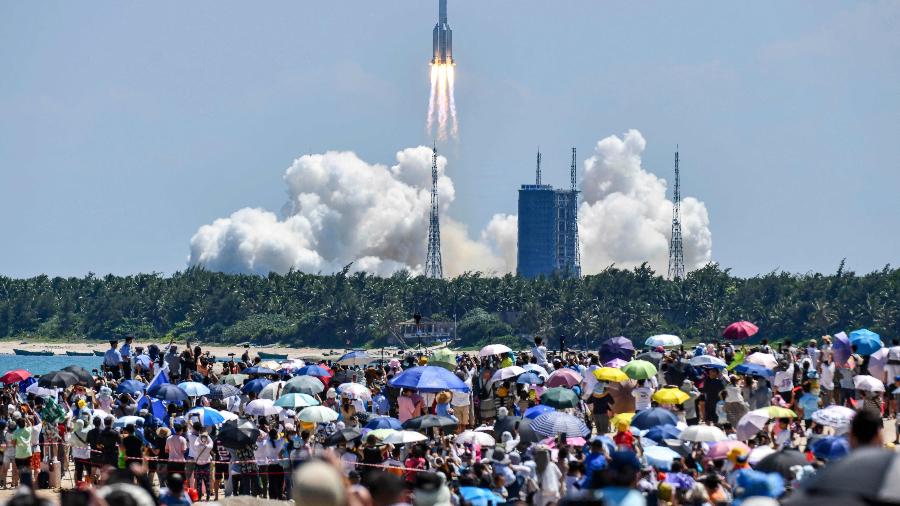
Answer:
[
  {"left": 820, "top": 362, "right": 835, "bottom": 390},
  {"left": 633, "top": 387, "right": 653, "bottom": 411},
  {"left": 532, "top": 345, "right": 548, "bottom": 367},
  {"left": 774, "top": 364, "right": 794, "bottom": 392}
]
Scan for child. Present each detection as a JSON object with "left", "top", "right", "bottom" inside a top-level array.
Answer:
[{"left": 613, "top": 421, "right": 635, "bottom": 451}]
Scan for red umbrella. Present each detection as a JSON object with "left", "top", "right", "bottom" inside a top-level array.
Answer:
[
  {"left": 722, "top": 321, "right": 759, "bottom": 340},
  {"left": 0, "top": 369, "right": 32, "bottom": 384}
]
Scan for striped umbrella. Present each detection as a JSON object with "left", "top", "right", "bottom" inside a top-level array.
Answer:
[{"left": 531, "top": 411, "right": 590, "bottom": 438}]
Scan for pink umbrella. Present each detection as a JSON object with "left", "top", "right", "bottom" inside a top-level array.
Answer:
[
  {"left": 707, "top": 440, "right": 751, "bottom": 460},
  {"left": 604, "top": 358, "right": 628, "bottom": 368},
  {"left": 541, "top": 436, "right": 587, "bottom": 448},
  {"left": 722, "top": 321, "right": 759, "bottom": 340},
  {"left": 546, "top": 369, "right": 583, "bottom": 388}
]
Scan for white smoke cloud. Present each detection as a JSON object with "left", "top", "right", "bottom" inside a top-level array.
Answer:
[
  {"left": 189, "top": 130, "right": 711, "bottom": 278},
  {"left": 577, "top": 129, "right": 712, "bottom": 273},
  {"left": 189, "top": 147, "right": 507, "bottom": 277}
]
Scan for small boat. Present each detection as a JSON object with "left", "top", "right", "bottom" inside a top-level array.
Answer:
[
  {"left": 14, "top": 349, "right": 54, "bottom": 356},
  {"left": 66, "top": 351, "right": 94, "bottom": 356},
  {"left": 258, "top": 352, "right": 288, "bottom": 360},
  {"left": 93, "top": 350, "right": 105, "bottom": 357}
]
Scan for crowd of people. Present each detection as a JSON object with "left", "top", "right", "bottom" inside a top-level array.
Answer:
[{"left": 0, "top": 327, "right": 897, "bottom": 506}]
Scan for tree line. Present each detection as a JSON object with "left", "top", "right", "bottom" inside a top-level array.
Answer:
[{"left": 0, "top": 261, "right": 897, "bottom": 349}]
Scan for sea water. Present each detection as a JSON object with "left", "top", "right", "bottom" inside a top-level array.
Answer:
[{"left": 0, "top": 354, "right": 102, "bottom": 376}]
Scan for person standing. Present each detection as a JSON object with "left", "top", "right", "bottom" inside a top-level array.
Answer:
[
  {"left": 103, "top": 340, "right": 123, "bottom": 380},
  {"left": 532, "top": 337, "right": 548, "bottom": 368},
  {"left": 165, "top": 346, "right": 182, "bottom": 382},
  {"left": 192, "top": 429, "right": 214, "bottom": 502},
  {"left": 12, "top": 419, "right": 32, "bottom": 488},
  {"left": 397, "top": 389, "right": 424, "bottom": 423},
  {"left": 121, "top": 335, "right": 134, "bottom": 380}
]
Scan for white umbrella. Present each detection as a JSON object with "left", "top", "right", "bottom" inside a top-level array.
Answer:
[
  {"left": 258, "top": 381, "right": 286, "bottom": 401},
  {"left": 244, "top": 399, "right": 283, "bottom": 417},
  {"left": 644, "top": 445, "right": 681, "bottom": 470},
  {"left": 523, "top": 364, "right": 549, "bottom": 378},
  {"left": 279, "top": 359, "right": 305, "bottom": 371},
  {"left": 745, "top": 353, "right": 778, "bottom": 369},
  {"left": 219, "top": 410, "right": 239, "bottom": 422},
  {"left": 298, "top": 406, "right": 339, "bottom": 423},
  {"left": 812, "top": 405, "right": 856, "bottom": 428},
  {"left": 854, "top": 375, "right": 885, "bottom": 392},
  {"left": 488, "top": 366, "right": 527, "bottom": 387},
  {"left": 382, "top": 430, "right": 428, "bottom": 445},
  {"left": 688, "top": 355, "right": 727, "bottom": 369},
  {"left": 479, "top": 344, "right": 512, "bottom": 358},
  {"left": 736, "top": 410, "right": 769, "bottom": 441},
  {"left": 748, "top": 446, "right": 776, "bottom": 465},
  {"left": 25, "top": 383, "right": 56, "bottom": 398},
  {"left": 455, "top": 430, "right": 496, "bottom": 447},
  {"left": 337, "top": 382, "right": 372, "bottom": 401},
  {"left": 645, "top": 335, "right": 682, "bottom": 348},
  {"left": 680, "top": 425, "right": 727, "bottom": 442},
  {"left": 473, "top": 424, "right": 494, "bottom": 432}
]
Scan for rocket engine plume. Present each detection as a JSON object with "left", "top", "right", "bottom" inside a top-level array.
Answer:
[{"left": 427, "top": 0, "right": 457, "bottom": 140}]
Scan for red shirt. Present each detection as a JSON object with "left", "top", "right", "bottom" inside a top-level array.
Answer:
[{"left": 613, "top": 430, "right": 635, "bottom": 450}]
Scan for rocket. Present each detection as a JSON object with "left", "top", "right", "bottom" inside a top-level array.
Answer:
[{"left": 432, "top": 0, "right": 453, "bottom": 65}]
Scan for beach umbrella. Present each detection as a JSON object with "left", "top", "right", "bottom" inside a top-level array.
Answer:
[
  {"left": 365, "top": 417, "right": 403, "bottom": 430},
  {"left": 218, "top": 420, "right": 261, "bottom": 449},
  {"left": 186, "top": 407, "right": 227, "bottom": 427},
  {"left": 688, "top": 355, "right": 727, "bottom": 369},
  {"left": 745, "top": 353, "right": 778, "bottom": 369},
  {"left": 722, "top": 321, "right": 759, "bottom": 340},
  {"left": 113, "top": 415, "right": 144, "bottom": 429},
  {"left": 831, "top": 332, "right": 852, "bottom": 367},
  {"left": 734, "top": 363, "right": 774, "bottom": 378},
  {"left": 801, "top": 447, "right": 900, "bottom": 502},
  {"left": 455, "top": 430, "right": 496, "bottom": 447},
  {"left": 459, "top": 487, "right": 504, "bottom": 506},
  {"left": 854, "top": 375, "right": 885, "bottom": 392},
  {"left": 849, "top": 329, "right": 883, "bottom": 356},
  {"left": 643, "top": 424, "right": 682, "bottom": 443},
  {"left": 539, "top": 387, "right": 579, "bottom": 409},
  {"left": 242, "top": 378, "right": 272, "bottom": 395},
  {"left": 116, "top": 380, "right": 146, "bottom": 395},
  {"left": 531, "top": 412, "right": 590, "bottom": 438},
  {"left": 516, "top": 372, "right": 544, "bottom": 385},
  {"left": 221, "top": 374, "right": 249, "bottom": 386},
  {"left": 402, "top": 414, "right": 457, "bottom": 430},
  {"left": 522, "top": 364, "right": 550, "bottom": 378},
  {"left": 680, "top": 425, "right": 727, "bottom": 442},
  {"left": 382, "top": 430, "right": 428, "bottom": 445},
  {"left": 811, "top": 436, "right": 850, "bottom": 461},
  {"left": 600, "top": 337, "right": 635, "bottom": 362},
  {"left": 479, "top": 344, "right": 513, "bottom": 358},
  {"left": 38, "top": 370, "right": 80, "bottom": 389},
  {"left": 298, "top": 405, "right": 339, "bottom": 423},
  {"left": 489, "top": 366, "right": 527, "bottom": 386},
  {"left": 283, "top": 375, "right": 325, "bottom": 395},
  {"left": 546, "top": 369, "right": 583, "bottom": 388},
  {"left": 707, "top": 440, "right": 751, "bottom": 460},
  {"left": 610, "top": 412, "right": 635, "bottom": 428},
  {"left": 645, "top": 334, "right": 682, "bottom": 348},
  {"left": 178, "top": 381, "right": 211, "bottom": 397},
  {"left": 242, "top": 366, "right": 277, "bottom": 376},
  {"left": 631, "top": 408, "right": 677, "bottom": 430},
  {"left": 388, "top": 366, "right": 470, "bottom": 393},
  {"left": 430, "top": 348, "right": 457, "bottom": 370},
  {"left": 644, "top": 445, "right": 681, "bottom": 471},
  {"left": 524, "top": 405, "right": 554, "bottom": 419},
  {"left": 149, "top": 383, "right": 189, "bottom": 403},
  {"left": 274, "top": 393, "right": 319, "bottom": 409},
  {"left": 25, "top": 383, "right": 56, "bottom": 398},
  {"left": 337, "top": 351, "right": 374, "bottom": 366},
  {"left": 652, "top": 387, "right": 690, "bottom": 405},
  {"left": 812, "top": 405, "right": 856, "bottom": 428},
  {"left": 622, "top": 360, "right": 657, "bottom": 380},
  {"left": 755, "top": 448, "right": 808, "bottom": 478},
  {"left": 0, "top": 369, "right": 31, "bottom": 384},
  {"left": 207, "top": 383, "right": 241, "bottom": 400},
  {"left": 61, "top": 365, "right": 95, "bottom": 386},
  {"left": 244, "top": 399, "right": 283, "bottom": 417},
  {"left": 258, "top": 381, "right": 286, "bottom": 401},
  {"left": 593, "top": 367, "right": 629, "bottom": 383},
  {"left": 325, "top": 428, "right": 362, "bottom": 446}
]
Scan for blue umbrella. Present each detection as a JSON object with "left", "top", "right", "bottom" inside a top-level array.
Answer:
[
  {"left": 242, "top": 378, "right": 272, "bottom": 394},
  {"left": 516, "top": 372, "right": 544, "bottom": 385},
  {"left": 734, "top": 363, "right": 775, "bottom": 378},
  {"left": 242, "top": 366, "right": 277, "bottom": 376},
  {"left": 631, "top": 408, "right": 678, "bottom": 430},
  {"left": 337, "top": 351, "right": 373, "bottom": 366},
  {"left": 187, "top": 407, "right": 227, "bottom": 427},
  {"left": 208, "top": 383, "right": 241, "bottom": 400},
  {"left": 645, "top": 445, "right": 681, "bottom": 471},
  {"left": 148, "top": 383, "right": 188, "bottom": 403},
  {"left": 849, "top": 329, "right": 883, "bottom": 356},
  {"left": 112, "top": 415, "right": 145, "bottom": 429},
  {"left": 116, "top": 380, "right": 146, "bottom": 395},
  {"left": 523, "top": 405, "right": 554, "bottom": 419},
  {"left": 388, "top": 366, "right": 470, "bottom": 393},
  {"left": 811, "top": 436, "right": 850, "bottom": 461},
  {"left": 178, "top": 381, "right": 211, "bottom": 397},
  {"left": 458, "top": 486, "right": 503, "bottom": 506},
  {"left": 644, "top": 424, "right": 682, "bottom": 443},
  {"left": 365, "top": 417, "right": 403, "bottom": 430},
  {"left": 296, "top": 365, "right": 332, "bottom": 378}
]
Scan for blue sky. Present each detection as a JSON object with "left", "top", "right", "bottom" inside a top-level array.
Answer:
[{"left": 1, "top": 1, "right": 898, "bottom": 278}]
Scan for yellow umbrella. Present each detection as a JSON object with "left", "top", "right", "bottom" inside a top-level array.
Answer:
[
  {"left": 593, "top": 367, "right": 629, "bottom": 383},
  {"left": 368, "top": 428, "right": 396, "bottom": 440},
  {"left": 652, "top": 387, "right": 690, "bottom": 405},
  {"left": 610, "top": 412, "right": 635, "bottom": 428},
  {"left": 753, "top": 406, "right": 797, "bottom": 419}
]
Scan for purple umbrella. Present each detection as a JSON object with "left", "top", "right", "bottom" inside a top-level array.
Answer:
[
  {"left": 832, "top": 331, "right": 852, "bottom": 367},
  {"left": 600, "top": 337, "right": 635, "bottom": 362}
]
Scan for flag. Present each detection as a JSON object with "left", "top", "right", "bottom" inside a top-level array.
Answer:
[{"left": 147, "top": 363, "right": 169, "bottom": 392}]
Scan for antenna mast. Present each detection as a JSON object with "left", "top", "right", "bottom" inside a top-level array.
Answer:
[
  {"left": 536, "top": 150, "right": 542, "bottom": 185},
  {"left": 667, "top": 146, "right": 685, "bottom": 280},
  {"left": 425, "top": 145, "right": 444, "bottom": 279},
  {"left": 571, "top": 147, "right": 581, "bottom": 272}
]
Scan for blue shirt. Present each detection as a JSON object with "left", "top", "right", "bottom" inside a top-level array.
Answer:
[
  {"left": 104, "top": 348, "right": 123, "bottom": 367},
  {"left": 372, "top": 394, "right": 390, "bottom": 416},
  {"left": 120, "top": 343, "right": 132, "bottom": 359},
  {"left": 798, "top": 393, "right": 820, "bottom": 419}
]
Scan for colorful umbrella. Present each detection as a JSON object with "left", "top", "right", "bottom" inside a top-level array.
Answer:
[
  {"left": 337, "top": 382, "right": 372, "bottom": 401},
  {"left": 722, "top": 321, "right": 759, "bottom": 340},
  {"left": 388, "top": 366, "right": 470, "bottom": 393},
  {"left": 298, "top": 405, "right": 339, "bottom": 423},
  {"left": 523, "top": 405, "right": 554, "bottom": 419},
  {"left": 546, "top": 369, "right": 583, "bottom": 388},
  {"left": 631, "top": 408, "right": 677, "bottom": 430},
  {"left": 479, "top": 344, "right": 512, "bottom": 358},
  {"left": 242, "top": 378, "right": 272, "bottom": 394},
  {"left": 0, "top": 369, "right": 31, "bottom": 384},
  {"left": 643, "top": 424, "right": 682, "bottom": 443},
  {"left": 645, "top": 334, "right": 682, "bottom": 348},
  {"left": 242, "top": 366, "right": 277, "bottom": 376},
  {"left": 186, "top": 407, "right": 227, "bottom": 427},
  {"left": 593, "top": 367, "right": 629, "bottom": 382},
  {"left": 849, "top": 329, "right": 883, "bottom": 356},
  {"left": 707, "top": 440, "right": 751, "bottom": 460},
  {"left": 600, "top": 337, "right": 635, "bottom": 362},
  {"left": 539, "top": 387, "right": 579, "bottom": 409},
  {"left": 459, "top": 487, "right": 504, "bottom": 505},
  {"left": 431, "top": 348, "right": 458, "bottom": 370},
  {"left": 296, "top": 365, "right": 332, "bottom": 378},
  {"left": 367, "top": 428, "right": 396, "bottom": 440},
  {"left": 336, "top": 350, "right": 374, "bottom": 366},
  {"left": 748, "top": 446, "right": 776, "bottom": 465},
  {"left": 831, "top": 331, "right": 852, "bottom": 367},
  {"left": 274, "top": 393, "right": 320, "bottom": 409},
  {"left": 402, "top": 415, "right": 457, "bottom": 430},
  {"left": 113, "top": 415, "right": 144, "bottom": 429},
  {"left": 603, "top": 358, "right": 629, "bottom": 368},
  {"left": 652, "top": 387, "right": 690, "bottom": 405},
  {"left": 516, "top": 372, "right": 544, "bottom": 385},
  {"left": 622, "top": 360, "right": 657, "bottom": 380},
  {"left": 531, "top": 412, "right": 590, "bottom": 437},
  {"left": 489, "top": 366, "right": 527, "bottom": 386},
  {"left": 610, "top": 412, "right": 635, "bottom": 428},
  {"left": 753, "top": 406, "right": 797, "bottom": 419},
  {"left": 177, "top": 381, "right": 211, "bottom": 397},
  {"left": 734, "top": 363, "right": 774, "bottom": 378}
]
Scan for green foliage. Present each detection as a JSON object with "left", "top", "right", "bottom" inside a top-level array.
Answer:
[{"left": 0, "top": 262, "right": 896, "bottom": 348}]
